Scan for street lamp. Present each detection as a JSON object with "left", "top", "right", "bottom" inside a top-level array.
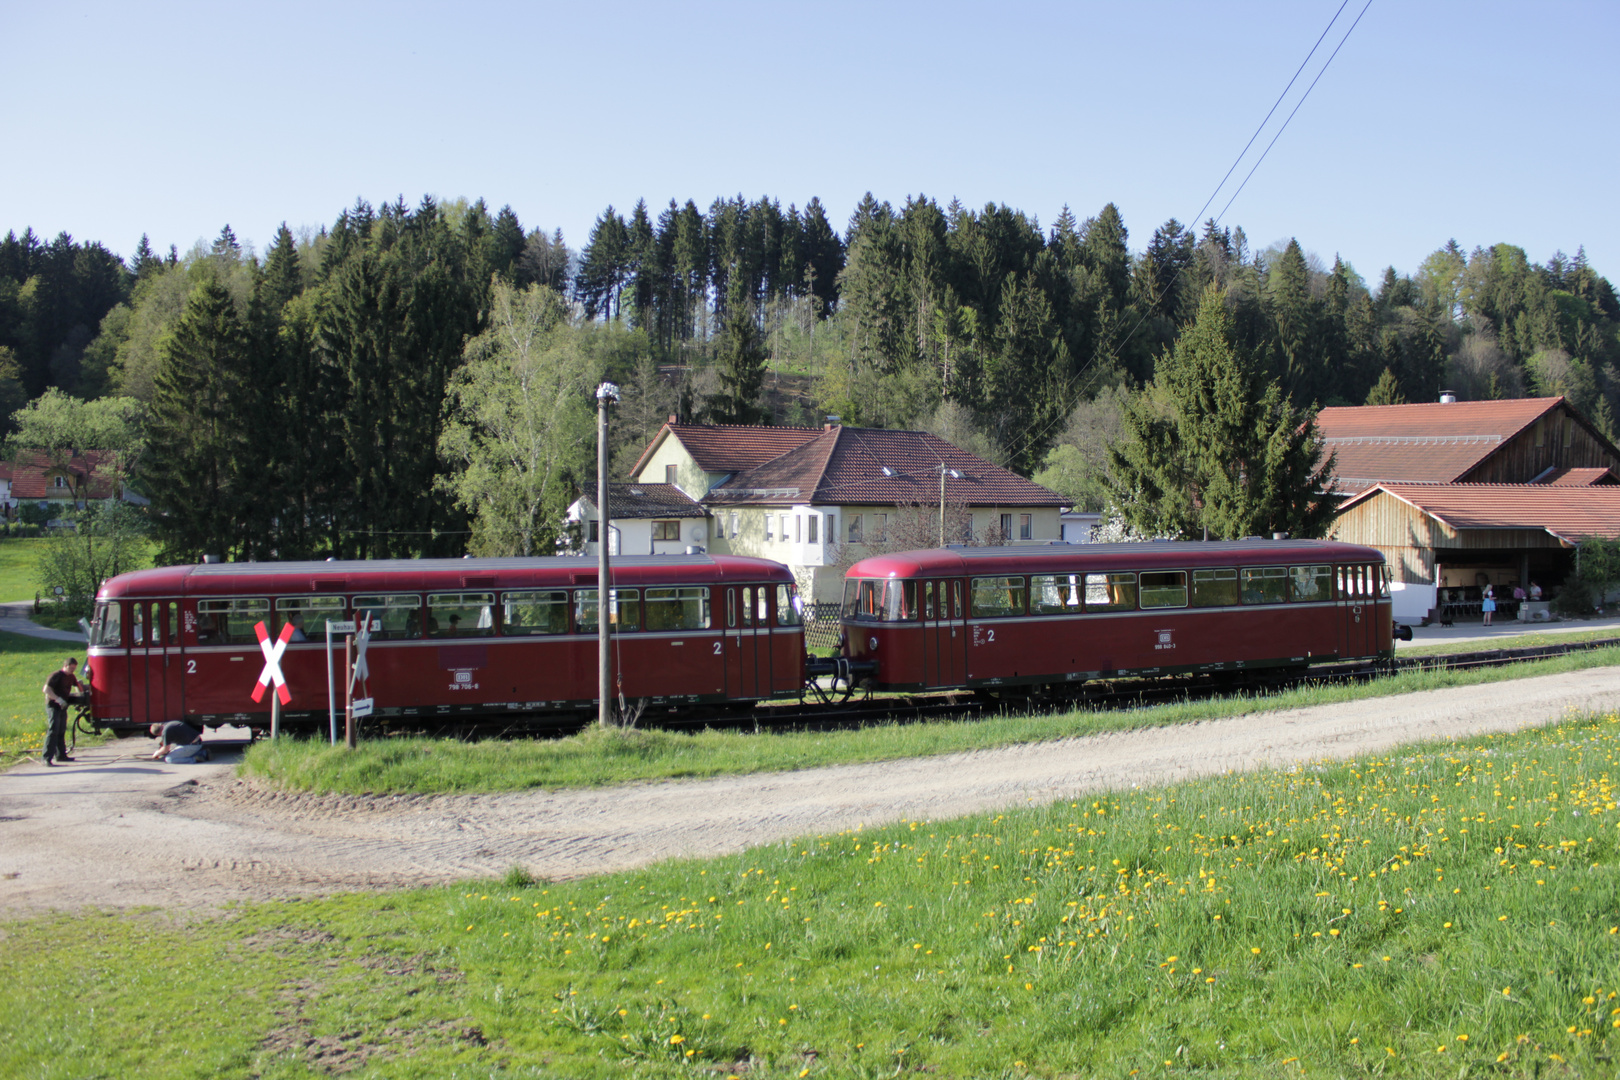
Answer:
[{"left": 596, "top": 381, "right": 620, "bottom": 728}]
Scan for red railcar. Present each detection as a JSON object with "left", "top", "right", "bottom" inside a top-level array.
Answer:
[
  {"left": 86, "top": 555, "right": 804, "bottom": 733},
  {"left": 839, "top": 540, "right": 1394, "bottom": 692}
]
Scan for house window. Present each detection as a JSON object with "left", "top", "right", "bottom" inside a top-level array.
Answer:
[
  {"left": 961, "top": 515, "right": 974, "bottom": 542},
  {"left": 665, "top": 464, "right": 677, "bottom": 486},
  {"left": 54, "top": 476, "right": 67, "bottom": 488},
  {"left": 794, "top": 516, "right": 801, "bottom": 543},
  {"left": 765, "top": 516, "right": 774, "bottom": 541},
  {"left": 872, "top": 513, "right": 888, "bottom": 542},
  {"left": 847, "top": 514, "right": 863, "bottom": 543},
  {"left": 714, "top": 517, "right": 724, "bottom": 540},
  {"left": 652, "top": 520, "right": 679, "bottom": 541},
  {"left": 780, "top": 514, "right": 789, "bottom": 541},
  {"left": 807, "top": 515, "right": 819, "bottom": 544},
  {"left": 1000, "top": 513, "right": 1013, "bottom": 539},
  {"left": 588, "top": 520, "right": 599, "bottom": 543},
  {"left": 1019, "top": 513, "right": 1032, "bottom": 540},
  {"left": 729, "top": 512, "right": 739, "bottom": 539}
]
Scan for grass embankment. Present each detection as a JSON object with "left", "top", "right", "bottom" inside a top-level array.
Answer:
[
  {"left": 242, "top": 645, "right": 1620, "bottom": 796},
  {"left": 5, "top": 712, "right": 1619, "bottom": 1078},
  {"left": 1401, "top": 626, "right": 1620, "bottom": 658}
]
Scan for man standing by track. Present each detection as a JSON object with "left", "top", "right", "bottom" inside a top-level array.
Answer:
[{"left": 42, "top": 657, "right": 83, "bottom": 766}]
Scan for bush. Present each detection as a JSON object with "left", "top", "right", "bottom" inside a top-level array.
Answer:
[{"left": 35, "top": 502, "right": 151, "bottom": 615}]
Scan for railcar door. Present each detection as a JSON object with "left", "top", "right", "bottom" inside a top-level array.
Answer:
[
  {"left": 724, "top": 585, "right": 764, "bottom": 699},
  {"left": 1336, "top": 564, "right": 1376, "bottom": 659},
  {"left": 921, "top": 578, "right": 966, "bottom": 687},
  {"left": 129, "top": 601, "right": 159, "bottom": 725}
]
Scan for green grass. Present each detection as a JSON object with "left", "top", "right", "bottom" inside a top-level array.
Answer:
[
  {"left": 242, "top": 646, "right": 1620, "bottom": 796},
  {"left": 0, "top": 629, "right": 80, "bottom": 759},
  {"left": 5, "top": 710, "right": 1619, "bottom": 1078},
  {"left": 0, "top": 537, "right": 51, "bottom": 602}
]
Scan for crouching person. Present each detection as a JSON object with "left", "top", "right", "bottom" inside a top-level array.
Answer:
[{"left": 149, "top": 720, "right": 209, "bottom": 763}]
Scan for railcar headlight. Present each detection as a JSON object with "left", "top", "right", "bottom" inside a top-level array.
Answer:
[{"left": 869, "top": 635, "right": 878, "bottom": 651}]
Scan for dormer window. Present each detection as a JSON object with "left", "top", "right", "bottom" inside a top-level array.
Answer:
[{"left": 53, "top": 476, "right": 67, "bottom": 488}]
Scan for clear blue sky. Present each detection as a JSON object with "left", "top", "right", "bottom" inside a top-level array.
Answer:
[{"left": 5, "top": 0, "right": 1616, "bottom": 284}]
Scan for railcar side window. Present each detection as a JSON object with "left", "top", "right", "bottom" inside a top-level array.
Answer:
[
  {"left": 1139, "top": 571, "right": 1188, "bottom": 609},
  {"left": 1289, "top": 565, "right": 1332, "bottom": 601},
  {"left": 195, "top": 598, "right": 270, "bottom": 644},
  {"left": 351, "top": 593, "right": 423, "bottom": 639},
  {"left": 503, "top": 591, "right": 570, "bottom": 635},
  {"left": 1030, "top": 574, "right": 1083, "bottom": 614},
  {"left": 274, "top": 595, "right": 346, "bottom": 640},
  {"left": 1241, "top": 566, "right": 1288, "bottom": 604},
  {"left": 757, "top": 586, "right": 771, "bottom": 624},
  {"left": 91, "top": 601, "right": 121, "bottom": 647},
  {"left": 775, "top": 584, "right": 802, "bottom": 626},
  {"left": 575, "top": 589, "right": 640, "bottom": 633},
  {"left": 1084, "top": 572, "right": 1136, "bottom": 611},
  {"left": 1190, "top": 568, "right": 1239, "bottom": 607},
  {"left": 427, "top": 592, "right": 496, "bottom": 637},
  {"left": 131, "top": 604, "right": 146, "bottom": 645},
  {"left": 1377, "top": 565, "right": 1391, "bottom": 598},
  {"left": 970, "top": 576, "right": 1026, "bottom": 618},
  {"left": 644, "top": 587, "right": 710, "bottom": 631}
]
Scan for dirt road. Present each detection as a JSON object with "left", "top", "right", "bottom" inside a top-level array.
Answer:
[{"left": 4, "top": 667, "right": 1619, "bottom": 916}]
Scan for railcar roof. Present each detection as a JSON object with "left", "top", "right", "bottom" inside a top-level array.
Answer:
[
  {"left": 846, "top": 539, "right": 1384, "bottom": 578},
  {"left": 97, "top": 555, "right": 792, "bottom": 599}
]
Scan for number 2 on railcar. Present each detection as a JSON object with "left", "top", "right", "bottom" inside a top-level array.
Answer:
[
  {"left": 84, "top": 555, "right": 806, "bottom": 735},
  {"left": 839, "top": 539, "right": 1394, "bottom": 693}
]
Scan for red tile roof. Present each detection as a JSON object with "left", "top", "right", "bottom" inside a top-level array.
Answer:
[
  {"left": 1537, "top": 467, "right": 1617, "bottom": 486},
  {"left": 1338, "top": 482, "right": 1620, "bottom": 542},
  {"left": 702, "top": 426, "right": 1066, "bottom": 508},
  {"left": 4, "top": 450, "right": 122, "bottom": 500},
  {"left": 631, "top": 422, "right": 826, "bottom": 477},
  {"left": 579, "top": 482, "right": 707, "bottom": 518},
  {"left": 1317, "top": 397, "right": 1567, "bottom": 493}
]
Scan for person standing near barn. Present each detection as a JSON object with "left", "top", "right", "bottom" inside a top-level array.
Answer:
[
  {"left": 42, "top": 657, "right": 84, "bottom": 766},
  {"left": 1482, "top": 584, "right": 1496, "bottom": 627}
]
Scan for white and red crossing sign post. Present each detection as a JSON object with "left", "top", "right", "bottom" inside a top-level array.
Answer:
[{"left": 251, "top": 620, "right": 295, "bottom": 738}]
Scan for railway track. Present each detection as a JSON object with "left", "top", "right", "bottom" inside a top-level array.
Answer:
[{"left": 431, "top": 636, "right": 1620, "bottom": 740}]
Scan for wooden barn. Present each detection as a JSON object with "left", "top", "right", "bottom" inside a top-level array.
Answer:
[{"left": 1320, "top": 396, "right": 1620, "bottom": 619}]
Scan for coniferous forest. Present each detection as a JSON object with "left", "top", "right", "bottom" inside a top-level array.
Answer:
[{"left": 2, "top": 192, "right": 1617, "bottom": 561}]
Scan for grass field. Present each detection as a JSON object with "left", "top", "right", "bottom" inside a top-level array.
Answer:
[
  {"left": 0, "top": 537, "right": 50, "bottom": 602},
  {"left": 240, "top": 645, "right": 1620, "bottom": 796},
  {"left": 3, "top": 709, "right": 1617, "bottom": 1078},
  {"left": 0, "top": 629, "right": 80, "bottom": 759}
]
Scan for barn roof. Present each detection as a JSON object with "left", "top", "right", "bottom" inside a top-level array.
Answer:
[
  {"left": 702, "top": 426, "right": 1066, "bottom": 508},
  {"left": 1337, "top": 482, "right": 1620, "bottom": 543},
  {"left": 1317, "top": 397, "right": 1568, "bottom": 493},
  {"left": 1534, "top": 466, "right": 1618, "bottom": 486}
]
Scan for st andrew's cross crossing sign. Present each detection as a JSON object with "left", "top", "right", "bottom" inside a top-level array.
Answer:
[{"left": 251, "top": 620, "right": 295, "bottom": 706}]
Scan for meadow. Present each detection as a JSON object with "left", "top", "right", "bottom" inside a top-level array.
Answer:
[
  {"left": 0, "top": 629, "right": 80, "bottom": 759},
  {"left": 2, "top": 709, "right": 1617, "bottom": 1078},
  {"left": 0, "top": 537, "right": 51, "bottom": 602}
]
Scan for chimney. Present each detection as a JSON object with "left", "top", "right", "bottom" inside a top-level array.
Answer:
[
  {"left": 1439, "top": 391, "right": 1456, "bottom": 403},
  {"left": 668, "top": 414, "right": 678, "bottom": 424},
  {"left": 824, "top": 414, "right": 841, "bottom": 431}
]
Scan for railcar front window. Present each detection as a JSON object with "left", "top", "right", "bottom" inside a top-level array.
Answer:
[
  {"left": 90, "top": 602, "right": 121, "bottom": 647},
  {"left": 195, "top": 598, "right": 270, "bottom": 644},
  {"left": 1030, "top": 574, "right": 1083, "bottom": 614},
  {"left": 970, "top": 576, "right": 1026, "bottom": 617},
  {"left": 274, "top": 595, "right": 346, "bottom": 639},
  {"left": 775, "top": 584, "right": 802, "bottom": 626},
  {"left": 1241, "top": 566, "right": 1288, "bottom": 604},
  {"left": 1191, "top": 568, "right": 1239, "bottom": 607},
  {"left": 1290, "top": 565, "right": 1332, "bottom": 602},
  {"left": 1084, "top": 572, "right": 1136, "bottom": 611},
  {"left": 1378, "top": 565, "right": 1391, "bottom": 598},
  {"left": 642, "top": 587, "right": 710, "bottom": 631},
  {"left": 843, "top": 578, "right": 883, "bottom": 622},
  {"left": 503, "top": 591, "right": 569, "bottom": 635},
  {"left": 351, "top": 593, "right": 423, "bottom": 639},
  {"left": 1139, "top": 571, "right": 1188, "bottom": 609},
  {"left": 575, "top": 589, "right": 640, "bottom": 633}
]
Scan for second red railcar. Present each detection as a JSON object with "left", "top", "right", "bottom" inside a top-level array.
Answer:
[{"left": 839, "top": 539, "right": 1394, "bottom": 692}]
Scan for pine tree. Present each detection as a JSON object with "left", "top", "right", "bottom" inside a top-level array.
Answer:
[
  {"left": 131, "top": 234, "right": 162, "bottom": 280},
  {"left": 712, "top": 278, "right": 768, "bottom": 425},
  {"left": 1108, "top": 286, "right": 1336, "bottom": 540},
  {"left": 1365, "top": 367, "right": 1405, "bottom": 406}
]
